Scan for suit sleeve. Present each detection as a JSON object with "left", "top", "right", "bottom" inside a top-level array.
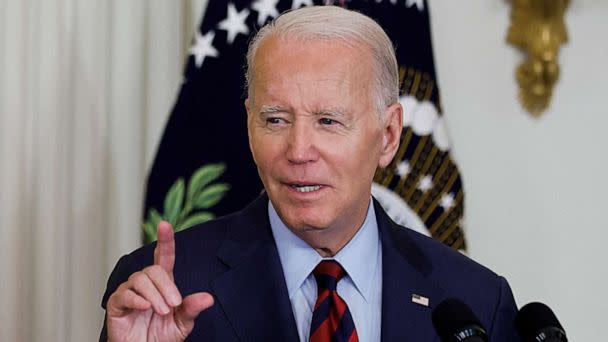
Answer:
[{"left": 488, "top": 276, "right": 521, "bottom": 342}]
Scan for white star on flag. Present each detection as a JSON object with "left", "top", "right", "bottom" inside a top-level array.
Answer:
[
  {"left": 406, "top": 0, "right": 425, "bottom": 11},
  {"left": 397, "top": 160, "right": 410, "bottom": 178},
  {"left": 218, "top": 3, "right": 250, "bottom": 44},
  {"left": 292, "top": 0, "right": 313, "bottom": 9},
  {"left": 189, "top": 31, "right": 218, "bottom": 68},
  {"left": 440, "top": 193, "right": 455, "bottom": 210},
  {"left": 252, "top": 0, "right": 279, "bottom": 26},
  {"left": 418, "top": 175, "right": 433, "bottom": 192}
]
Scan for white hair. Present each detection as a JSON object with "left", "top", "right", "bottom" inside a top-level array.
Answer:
[{"left": 245, "top": 5, "right": 399, "bottom": 116}]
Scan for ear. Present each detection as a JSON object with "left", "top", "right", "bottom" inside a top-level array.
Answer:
[
  {"left": 378, "top": 102, "right": 403, "bottom": 168},
  {"left": 244, "top": 98, "right": 256, "bottom": 156},
  {"left": 245, "top": 98, "right": 252, "bottom": 116}
]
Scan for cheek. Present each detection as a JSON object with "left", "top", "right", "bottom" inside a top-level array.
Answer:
[
  {"left": 347, "top": 128, "right": 381, "bottom": 157},
  {"left": 250, "top": 135, "right": 284, "bottom": 172},
  {"left": 325, "top": 139, "right": 378, "bottom": 177}
]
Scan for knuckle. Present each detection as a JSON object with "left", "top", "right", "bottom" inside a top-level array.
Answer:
[
  {"left": 128, "top": 273, "right": 149, "bottom": 291},
  {"left": 144, "top": 264, "right": 164, "bottom": 277},
  {"left": 108, "top": 285, "right": 128, "bottom": 306},
  {"left": 125, "top": 291, "right": 139, "bottom": 305},
  {"left": 109, "top": 282, "right": 126, "bottom": 299},
  {"left": 127, "top": 271, "right": 143, "bottom": 283},
  {"left": 107, "top": 291, "right": 119, "bottom": 305}
]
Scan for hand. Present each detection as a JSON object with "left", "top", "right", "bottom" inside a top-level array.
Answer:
[{"left": 106, "top": 221, "right": 214, "bottom": 342}]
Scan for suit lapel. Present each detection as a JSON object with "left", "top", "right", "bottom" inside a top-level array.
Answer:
[
  {"left": 375, "top": 200, "right": 446, "bottom": 342},
  {"left": 211, "top": 196, "right": 299, "bottom": 341}
]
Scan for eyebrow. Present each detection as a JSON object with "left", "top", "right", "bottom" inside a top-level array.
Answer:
[
  {"left": 313, "top": 107, "right": 348, "bottom": 118},
  {"left": 257, "top": 105, "right": 348, "bottom": 117},
  {"left": 258, "top": 105, "right": 286, "bottom": 114}
]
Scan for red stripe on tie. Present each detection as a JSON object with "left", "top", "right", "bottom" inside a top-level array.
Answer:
[
  {"left": 327, "top": 292, "right": 347, "bottom": 329},
  {"left": 347, "top": 329, "right": 359, "bottom": 342},
  {"left": 310, "top": 319, "right": 331, "bottom": 342},
  {"left": 314, "top": 261, "right": 344, "bottom": 279},
  {"left": 332, "top": 292, "right": 347, "bottom": 317}
]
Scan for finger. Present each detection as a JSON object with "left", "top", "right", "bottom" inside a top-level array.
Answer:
[
  {"left": 129, "top": 272, "right": 171, "bottom": 315},
  {"left": 143, "top": 265, "right": 182, "bottom": 307},
  {"left": 107, "top": 287, "right": 152, "bottom": 317},
  {"left": 174, "top": 292, "right": 214, "bottom": 329},
  {"left": 154, "top": 221, "right": 175, "bottom": 277}
]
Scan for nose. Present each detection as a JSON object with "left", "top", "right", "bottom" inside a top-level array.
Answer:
[{"left": 286, "top": 121, "right": 318, "bottom": 164}]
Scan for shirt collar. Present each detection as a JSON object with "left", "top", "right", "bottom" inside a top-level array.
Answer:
[{"left": 268, "top": 199, "right": 380, "bottom": 302}]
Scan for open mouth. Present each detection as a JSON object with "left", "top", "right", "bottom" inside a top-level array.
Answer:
[{"left": 290, "top": 184, "right": 323, "bottom": 193}]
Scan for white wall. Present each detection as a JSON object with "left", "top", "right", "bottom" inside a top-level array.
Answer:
[{"left": 429, "top": 1, "right": 608, "bottom": 340}]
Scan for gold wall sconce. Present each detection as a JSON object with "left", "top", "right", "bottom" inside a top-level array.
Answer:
[{"left": 507, "top": 0, "right": 570, "bottom": 116}]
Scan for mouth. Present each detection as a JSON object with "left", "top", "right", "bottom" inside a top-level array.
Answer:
[{"left": 290, "top": 184, "right": 323, "bottom": 193}]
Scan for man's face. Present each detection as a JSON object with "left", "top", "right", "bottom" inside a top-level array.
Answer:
[{"left": 246, "top": 35, "right": 401, "bottom": 241}]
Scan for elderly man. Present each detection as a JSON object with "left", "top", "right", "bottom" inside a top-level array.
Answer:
[{"left": 100, "top": 6, "right": 520, "bottom": 342}]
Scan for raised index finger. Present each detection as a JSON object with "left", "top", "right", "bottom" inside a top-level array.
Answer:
[{"left": 154, "top": 221, "right": 175, "bottom": 277}]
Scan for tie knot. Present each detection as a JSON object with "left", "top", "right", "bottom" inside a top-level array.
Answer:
[{"left": 312, "top": 260, "right": 345, "bottom": 291}]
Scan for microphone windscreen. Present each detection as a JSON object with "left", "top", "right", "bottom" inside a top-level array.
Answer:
[
  {"left": 432, "top": 298, "right": 487, "bottom": 342},
  {"left": 516, "top": 302, "right": 567, "bottom": 341}
]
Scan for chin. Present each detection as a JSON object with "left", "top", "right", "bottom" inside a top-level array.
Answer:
[{"left": 282, "top": 209, "right": 331, "bottom": 231}]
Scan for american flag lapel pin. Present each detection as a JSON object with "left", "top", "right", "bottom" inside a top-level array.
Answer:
[{"left": 411, "top": 294, "right": 429, "bottom": 307}]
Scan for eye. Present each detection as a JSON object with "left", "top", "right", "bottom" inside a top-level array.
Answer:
[
  {"left": 319, "top": 118, "right": 337, "bottom": 125},
  {"left": 266, "top": 117, "right": 286, "bottom": 125}
]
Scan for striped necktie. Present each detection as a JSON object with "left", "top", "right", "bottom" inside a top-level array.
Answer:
[{"left": 309, "top": 260, "right": 359, "bottom": 342}]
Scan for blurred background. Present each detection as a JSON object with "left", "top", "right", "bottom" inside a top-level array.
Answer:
[{"left": 1, "top": 0, "right": 606, "bottom": 340}]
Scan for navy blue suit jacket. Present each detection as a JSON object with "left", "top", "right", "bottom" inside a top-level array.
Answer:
[{"left": 100, "top": 195, "right": 521, "bottom": 341}]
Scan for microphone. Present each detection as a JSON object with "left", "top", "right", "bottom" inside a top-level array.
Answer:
[
  {"left": 432, "top": 298, "right": 488, "bottom": 342},
  {"left": 516, "top": 302, "right": 568, "bottom": 342}
]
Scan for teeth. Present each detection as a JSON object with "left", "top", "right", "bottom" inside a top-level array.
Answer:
[{"left": 292, "top": 185, "right": 322, "bottom": 193}]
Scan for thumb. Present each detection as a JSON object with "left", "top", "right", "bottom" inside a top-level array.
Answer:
[{"left": 174, "top": 292, "right": 214, "bottom": 330}]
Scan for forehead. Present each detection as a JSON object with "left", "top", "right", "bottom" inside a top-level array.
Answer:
[
  {"left": 259, "top": 34, "right": 369, "bottom": 66},
  {"left": 250, "top": 35, "right": 374, "bottom": 100}
]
